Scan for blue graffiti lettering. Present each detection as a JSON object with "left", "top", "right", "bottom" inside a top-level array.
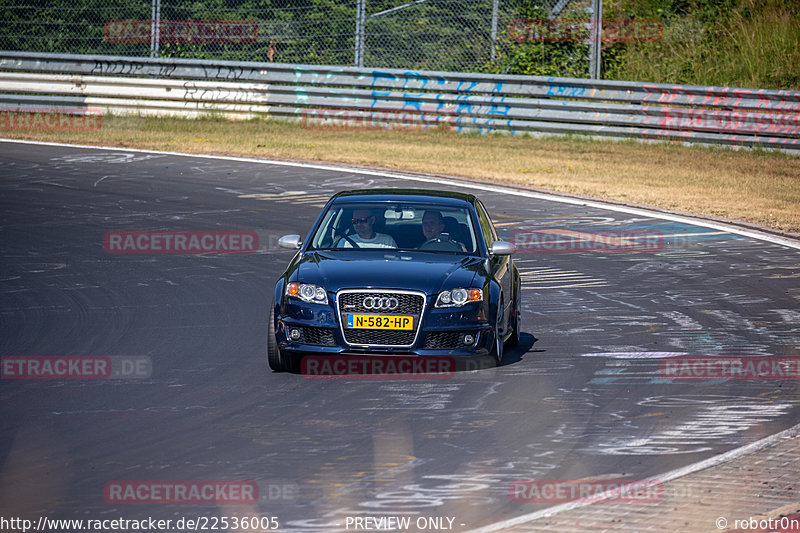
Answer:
[
  {"left": 546, "top": 83, "right": 587, "bottom": 97},
  {"left": 371, "top": 71, "right": 397, "bottom": 87}
]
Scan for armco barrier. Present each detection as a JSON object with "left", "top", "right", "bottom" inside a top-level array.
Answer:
[{"left": 1, "top": 51, "right": 798, "bottom": 152}]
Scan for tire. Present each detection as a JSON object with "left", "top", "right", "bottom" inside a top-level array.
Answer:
[
  {"left": 267, "top": 307, "right": 288, "bottom": 372},
  {"left": 490, "top": 298, "right": 504, "bottom": 365},
  {"left": 490, "top": 323, "right": 504, "bottom": 365},
  {"left": 505, "top": 289, "right": 520, "bottom": 348}
]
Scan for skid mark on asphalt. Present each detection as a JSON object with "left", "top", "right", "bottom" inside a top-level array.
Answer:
[
  {"left": 516, "top": 264, "right": 608, "bottom": 290},
  {"left": 358, "top": 383, "right": 464, "bottom": 411},
  {"left": 49, "top": 153, "right": 166, "bottom": 164},
  {"left": 237, "top": 191, "right": 330, "bottom": 207},
  {"left": 584, "top": 396, "right": 796, "bottom": 455}
]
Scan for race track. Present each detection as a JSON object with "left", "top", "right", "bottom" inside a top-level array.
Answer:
[{"left": 1, "top": 140, "right": 799, "bottom": 532}]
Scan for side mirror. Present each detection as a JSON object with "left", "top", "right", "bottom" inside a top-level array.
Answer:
[
  {"left": 489, "top": 240, "right": 515, "bottom": 256},
  {"left": 278, "top": 234, "right": 302, "bottom": 249}
]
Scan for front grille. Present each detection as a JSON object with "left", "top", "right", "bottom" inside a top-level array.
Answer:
[
  {"left": 338, "top": 292, "right": 424, "bottom": 314},
  {"left": 424, "top": 330, "right": 478, "bottom": 349},
  {"left": 338, "top": 290, "right": 426, "bottom": 347},
  {"left": 344, "top": 329, "right": 417, "bottom": 346},
  {"left": 297, "top": 326, "right": 336, "bottom": 346}
]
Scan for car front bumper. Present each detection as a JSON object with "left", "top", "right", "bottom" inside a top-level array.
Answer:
[{"left": 276, "top": 295, "right": 495, "bottom": 358}]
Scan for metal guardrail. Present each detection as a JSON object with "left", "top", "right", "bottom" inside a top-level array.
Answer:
[{"left": 1, "top": 51, "right": 798, "bottom": 152}]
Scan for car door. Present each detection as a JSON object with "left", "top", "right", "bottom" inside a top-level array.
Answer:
[{"left": 476, "top": 200, "right": 512, "bottom": 336}]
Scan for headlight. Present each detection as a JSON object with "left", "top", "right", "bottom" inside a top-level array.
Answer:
[
  {"left": 286, "top": 282, "right": 328, "bottom": 304},
  {"left": 435, "top": 288, "right": 482, "bottom": 307}
]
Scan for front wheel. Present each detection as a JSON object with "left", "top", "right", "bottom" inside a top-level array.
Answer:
[
  {"left": 505, "top": 290, "right": 520, "bottom": 348},
  {"left": 490, "top": 323, "right": 504, "bottom": 365},
  {"left": 267, "top": 307, "right": 288, "bottom": 372},
  {"left": 490, "top": 299, "right": 504, "bottom": 365}
]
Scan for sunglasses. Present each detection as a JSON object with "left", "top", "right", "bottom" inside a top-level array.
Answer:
[{"left": 352, "top": 216, "right": 371, "bottom": 224}]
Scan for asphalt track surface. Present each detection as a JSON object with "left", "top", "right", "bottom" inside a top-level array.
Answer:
[{"left": 1, "top": 140, "right": 799, "bottom": 532}]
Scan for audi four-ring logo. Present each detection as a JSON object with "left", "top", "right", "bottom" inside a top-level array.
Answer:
[{"left": 362, "top": 296, "right": 399, "bottom": 310}]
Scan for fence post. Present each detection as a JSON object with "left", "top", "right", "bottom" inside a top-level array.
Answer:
[
  {"left": 588, "top": 0, "right": 602, "bottom": 79},
  {"left": 354, "top": 0, "right": 366, "bottom": 67},
  {"left": 150, "top": 0, "right": 161, "bottom": 57},
  {"left": 490, "top": 0, "right": 499, "bottom": 62}
]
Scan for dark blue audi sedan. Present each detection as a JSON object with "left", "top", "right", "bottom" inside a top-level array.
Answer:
[{"left": 268, "top": 189, "right": 521, "bottom": 372}]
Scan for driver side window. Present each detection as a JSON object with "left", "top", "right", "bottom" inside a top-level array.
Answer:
[
  {"left": 312, "top": 207, "right": 351, "bottom": 248},
  {"left": 475, "top": 202, "right": 496, "bottom": 253}
]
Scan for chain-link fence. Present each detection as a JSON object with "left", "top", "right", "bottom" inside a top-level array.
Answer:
[{"left": 0, "top": 0, "right": 600, "bottom": 76}]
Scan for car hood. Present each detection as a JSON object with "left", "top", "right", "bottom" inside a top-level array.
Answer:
[{"left": 291, "top": 251, "right": 484, "bottom": 295}]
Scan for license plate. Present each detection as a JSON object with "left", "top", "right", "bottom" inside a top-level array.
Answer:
[{"left": 346, "top": 314, "right": 413, "bottom": 330}]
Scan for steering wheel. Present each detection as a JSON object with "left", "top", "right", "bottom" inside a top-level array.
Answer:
[
  {"left": 333, "top": 229, "right": 360, "bottom": 249},
  {"left": 419, "top": 235, "right": 463, "bottom": 252}
]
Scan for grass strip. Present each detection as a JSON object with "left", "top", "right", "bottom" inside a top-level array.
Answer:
[{"left": 2, "top": 114, "right": 799, "bottom": 234}]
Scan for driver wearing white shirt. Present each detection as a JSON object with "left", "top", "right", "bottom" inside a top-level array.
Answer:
[{"left": 336, "top": 209, "right": 397, "bottom": 248}]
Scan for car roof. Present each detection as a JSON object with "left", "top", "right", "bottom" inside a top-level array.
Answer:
[{"left": 329, "top": 188, "right": 478, "bottom": 206}]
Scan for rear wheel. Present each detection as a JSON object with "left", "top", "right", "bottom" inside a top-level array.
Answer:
[{"left": 267, "top": 307, "right": 288, "bottom": 372}]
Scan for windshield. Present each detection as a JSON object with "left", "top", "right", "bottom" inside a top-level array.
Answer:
[{"left": 307, "top": 202, "right": 479, "bottom": 254}]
